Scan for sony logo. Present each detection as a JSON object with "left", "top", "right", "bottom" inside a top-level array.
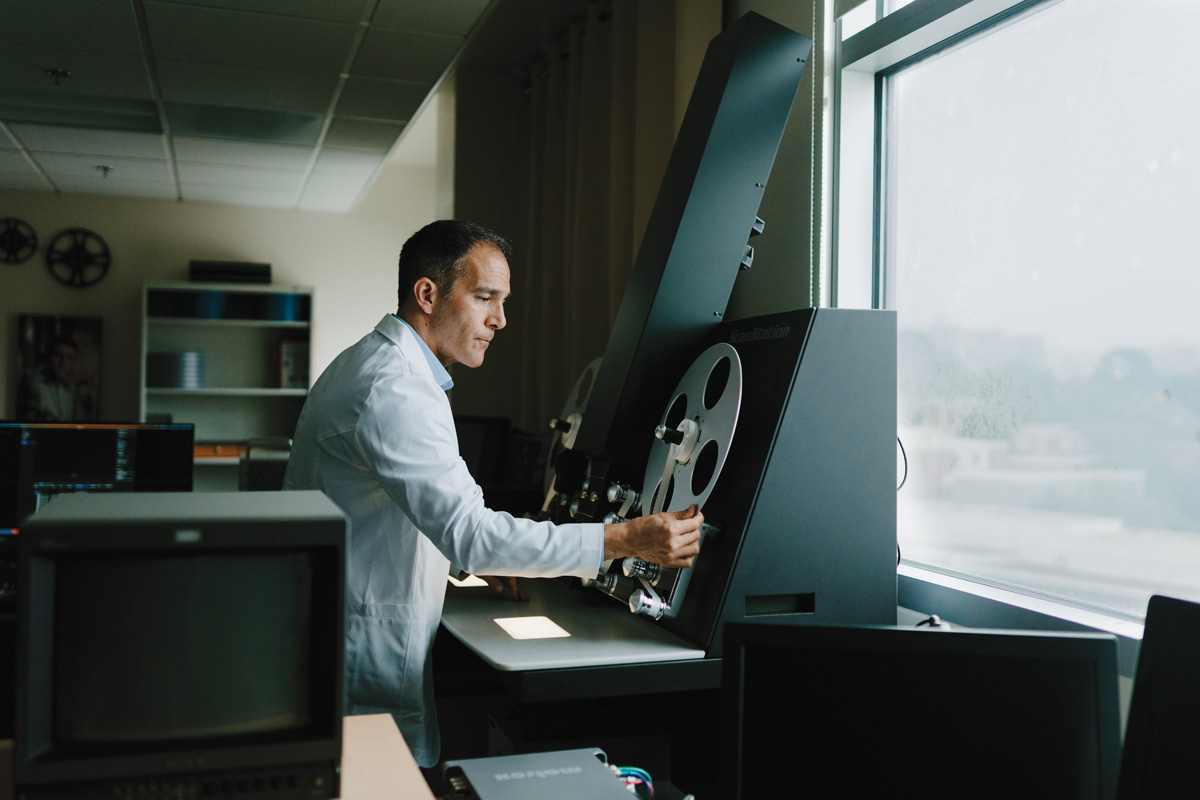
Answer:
[
  {"left": 729, "top": 324, "right": 790, "bottom": 344},
  {"left": 493, "top": 767, "right": 584, "bottom": 781}
]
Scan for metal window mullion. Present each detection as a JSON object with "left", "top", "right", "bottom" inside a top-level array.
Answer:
[{"left": 870, "top": 70, "right": 888, "bottom": 310}]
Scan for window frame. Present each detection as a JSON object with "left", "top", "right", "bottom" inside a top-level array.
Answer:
[{"left": 830, "top": 0, "right": 1144, "bottom": 667}]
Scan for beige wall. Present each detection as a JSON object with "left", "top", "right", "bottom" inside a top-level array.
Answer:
[{"left": 1, "top": 162, "right": 437, "bottom": 422}]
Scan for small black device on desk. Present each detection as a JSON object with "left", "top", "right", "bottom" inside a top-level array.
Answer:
[{"left": 442, "top": 748, "right": 636, "bottom": 800}]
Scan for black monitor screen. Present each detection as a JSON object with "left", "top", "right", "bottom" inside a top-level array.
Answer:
[
  {"left": 722, "top": 623, "right": 1121, "bottom": 800},
  {"left": 53, "top": 552, "right": 313, "bottom": 748},
  {"left": 0, "top": 422, "right": 194, "bottom": 531}
]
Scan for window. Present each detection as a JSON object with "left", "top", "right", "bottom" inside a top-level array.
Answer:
[{"left": 835, "top": 0, "right": 1200, "bottom": 619}]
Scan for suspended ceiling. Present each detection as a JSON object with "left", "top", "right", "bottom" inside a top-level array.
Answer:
[{"left": 0, "top": 0, "right": 491, "bottom": 212}]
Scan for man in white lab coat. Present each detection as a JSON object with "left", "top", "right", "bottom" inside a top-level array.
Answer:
[{"left": 284, "top": 220, "right": 702, "bottom": 767}]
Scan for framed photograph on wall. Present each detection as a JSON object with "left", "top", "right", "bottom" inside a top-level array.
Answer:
[{"left": 15, "top": 315, "right": 102, "bottom": 422}]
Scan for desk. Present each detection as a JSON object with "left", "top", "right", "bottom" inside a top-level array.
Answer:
[
  {"left": 0, "top": 715, "right": 431, "bottom": 800},
  {"left": 440, "top": 577, "right": 720, "bottom": 701},
  {"left": 438, "top": 579, "right": 720, "bottom": 795},
  {"left": 340, "top": 714, "right": 434, "bottom": 800}
]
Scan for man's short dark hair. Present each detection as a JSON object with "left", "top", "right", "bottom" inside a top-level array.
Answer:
[{"left": 397, "top": 220, "right": 511, "bottom": 308}]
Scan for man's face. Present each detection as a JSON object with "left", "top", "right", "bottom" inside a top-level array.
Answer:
[
  {"left": 427, "top": 242, "right": 510, "bottom": 368},
  {"left": 51, "top": 343, "right": 77, "bottom": 382}
]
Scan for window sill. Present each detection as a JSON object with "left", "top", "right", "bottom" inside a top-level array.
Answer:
[{"left": 898, "top": 562, "right": 1143, "bottom": 676}]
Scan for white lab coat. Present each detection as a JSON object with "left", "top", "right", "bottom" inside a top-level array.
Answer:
[{"left": 284, "top": 314, "right": 603, "bottom": 767}]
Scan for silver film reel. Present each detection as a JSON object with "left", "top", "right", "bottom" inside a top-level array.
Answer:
[
  {"left": 641, "top": 343, "right": 743, "bottom": 516},
  {"left": 543, "top": 357, "right": 602, "bottom": 496}
]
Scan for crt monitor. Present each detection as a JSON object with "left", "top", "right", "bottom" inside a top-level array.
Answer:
[
  {"left": 0, "top": 421, "right": 195, "bottom": 533},
  {"left": 13, "top": 491, "right": 346, "bottom": 800},
  {"left": 721, "top": 622, "right": 1122, "bottom": 800}
]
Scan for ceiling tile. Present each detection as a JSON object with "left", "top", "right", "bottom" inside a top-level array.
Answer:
[
  {"left": 308, "top": 148, "right": 384, "bottom": 191},
  {"left": 0, "top": 150, "right": 46, "bottom": 180},
  {"left": 9, "top": 125, "right": 166, "bottom": 159},
  {"left": 144, "top": 1, "right": 360, "bottom": 74},
  {"left": 166, "top": 102, "right": 325, "bottom": 146},
  {"left": 0, "top": 128, "right": 18, "bottom": 149},
  {"left": 353, "top": 28, "right": 461, "bottom": 82},
  {"left": 182, "top": 183, "right": 301, "bottom": 207},
  {"left": 157, "top": 60, "right": 340, "bottom": 114},
  {"left": 0, "top": 175, "right": 54, "bottom": 192},
  {"left": 323, "top": 118, "right": 404, "bottom": 151},
  {"left": 52, "top": 177, "right": 178, "bottom": 200},
  {"left": 0, "top": 46, "right": 153, "bottom": 99},
  {"left": 0, "top": 0, "right": 145, "bottom": 55},
  {"left": 336, "top": 76, "right": 428, "bottom": 121},
  {"left": 163, "top": 0, "right": 370, "bottom": 24},
  {"left": 32, "top": 152, "right": 173, "bottom": 183},
  {"left": 176, "top": 161, "right": 304, "bottom": 191},
  {"left": 172, "top": 136, "right": 314, "bottom": 169},
  {"left": 0, "top": 104, "right": 162, "bottom": 133},
  {"left": 372, "top": 0, "right": 491, "bottom": 36}
]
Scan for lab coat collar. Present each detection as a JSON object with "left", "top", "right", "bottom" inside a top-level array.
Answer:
[{"left": 376, "top": 315, "right": 454, "bottom": 391}]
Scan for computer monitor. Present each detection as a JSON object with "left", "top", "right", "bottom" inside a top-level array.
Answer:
[
  {"left": 13, "top": 491, "right": 346, "bottom": 800},
  {"left": 0, "top": 421, "right": 195, "bottom": 532},
  {"left": 1116, "top": 594, "right": 1200, "bottom": 798},
  {"left": 721, "top": 622, "right": 1122, "bottom": 800}
]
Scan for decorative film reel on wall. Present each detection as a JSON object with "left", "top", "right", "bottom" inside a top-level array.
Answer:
[
  {"left": 640, "top": 342, "right": 743, "bottom": 516},
  {"left": 0, "top": 217, "right": 37, "bottom": 264},
  {"left": 46, "top": 228, "right": 111, "bottom": 287}
]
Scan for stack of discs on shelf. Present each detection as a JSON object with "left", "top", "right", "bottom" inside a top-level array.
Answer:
[{"left": 147, "top": 352, "right": 206, "bottom": 389}]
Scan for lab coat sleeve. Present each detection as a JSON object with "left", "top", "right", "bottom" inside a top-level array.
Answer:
[{"left": 354, "top": 370, "right": 603, "bottom": 578}]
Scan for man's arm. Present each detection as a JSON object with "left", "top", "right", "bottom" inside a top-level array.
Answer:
[{"left": 603, "top": 505, "right": 703, "bottom": 568}]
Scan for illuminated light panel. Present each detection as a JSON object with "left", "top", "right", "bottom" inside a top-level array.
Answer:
[
  {"left": 494, "top": 616, "right": 571, "bottom": 640},
  {"left": 448, "top": 574, "right": 488, "bottom": 588}
]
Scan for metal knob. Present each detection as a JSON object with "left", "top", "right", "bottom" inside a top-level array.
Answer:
[
  {"left": 655, "top": 424, "right": 684, "bottom": 445},
  {"left": 622, "top": 557, "right": 661, "bottom": 583},
  {"left": 629, "top": 587, "right": 666, "bottom": 619}
]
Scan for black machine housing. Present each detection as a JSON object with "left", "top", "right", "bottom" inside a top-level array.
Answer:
[{"left": 548, "top": 13, "right": 897, "bottom": 651}]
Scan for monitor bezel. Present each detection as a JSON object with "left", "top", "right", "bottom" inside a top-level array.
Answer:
[{"left": 13, "top": 513, "right": 344, "bottom": 788}]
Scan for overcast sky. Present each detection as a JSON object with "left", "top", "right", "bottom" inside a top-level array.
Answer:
[{"left": 891, "top": 0, "right": 1200, "bottom": 363}]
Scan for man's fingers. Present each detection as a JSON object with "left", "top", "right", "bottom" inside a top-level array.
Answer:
[
  {"left": 672, "top": 503, "right": 700, "bottom": 521},
  {"left": 481, "top": 575, "right": 528, "bottom": 601}
]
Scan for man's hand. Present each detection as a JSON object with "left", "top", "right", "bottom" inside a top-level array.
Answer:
[
  {"left": 603, "top": 505, "right": 703, "bottom": 568},
  {"left": 481, "top": 575, "right": 528, "bottom": 601}
]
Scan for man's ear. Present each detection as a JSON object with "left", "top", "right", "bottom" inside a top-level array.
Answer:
[{"left": 412, "top": 277, "right": 439, "bottom": 315}]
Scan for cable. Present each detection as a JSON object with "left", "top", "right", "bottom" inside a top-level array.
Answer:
[{"left": 614, "top": 765, "right": 654, "bottom": 798}]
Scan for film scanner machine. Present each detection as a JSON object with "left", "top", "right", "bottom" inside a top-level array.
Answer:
[{"left": 537, "top": 11, "right": 898, "bottom": 656}]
